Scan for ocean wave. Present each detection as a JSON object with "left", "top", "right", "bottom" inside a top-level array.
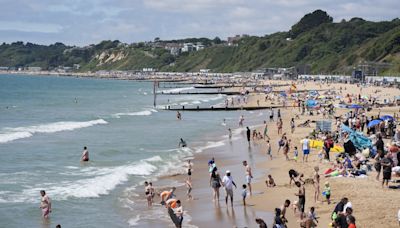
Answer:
[
  {"left": 158, "top": 87, "right": 194, "bottom": 93},
  {"left": 0, "top": 162, "right": 158, "bottom": 203},
  {"left": 112, "top": 109, "right": 157, "bottom": 118},
  {"left": 0, "top": 119, "right": 108, "bottom": 144}
]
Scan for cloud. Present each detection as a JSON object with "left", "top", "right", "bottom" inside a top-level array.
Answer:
[{"left": 0, "top": 0, "right": 398, "bottom": 45}]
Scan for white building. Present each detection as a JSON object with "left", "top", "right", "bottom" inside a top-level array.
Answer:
[{"left": 181, "top": 43, "right": 195, "bottom": 52}]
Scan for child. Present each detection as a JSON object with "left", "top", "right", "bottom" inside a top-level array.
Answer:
[
  {"left": 323, "top": 182, "right": 331, "bottom": 204},
  {"left": 185, "top": 178, "right": 193, "bottom": 200},
  {"left": 266, "top": 174, "right": 276, "bottom": 187},
  {"left": 242, "top": 184, "right": 247, "bottom": 206},
  {"left": 293, "top": 146, "right": 299, "bottom": 162},
  {"left": 308, "top": 207, "right": 319, "bottom": 224},
  {"left": 266, "top": 140, "right": 272, "bottom": 160}
]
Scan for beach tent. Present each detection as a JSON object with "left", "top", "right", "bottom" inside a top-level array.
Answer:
[
  {"left": 367, "top": 119, "right": 383, "bottom": 128},
  {"left": 341, "top": 124, "right": 372, "bottom": 150},
  {"left": 380, "top": 115, "right": 394, "bottom": 121}
]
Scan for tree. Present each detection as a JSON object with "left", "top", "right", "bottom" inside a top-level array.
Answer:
[
  {"left": 290, "top": 9, "right": 333, "bottom": 38},
  {"left": 213, "top": 36, "right": 222, "bottom": 44}
]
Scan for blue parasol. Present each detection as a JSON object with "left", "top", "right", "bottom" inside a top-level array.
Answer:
[
  {"left": 380, "top": 115, "right": 394, "bottom": 121},
  {"left": 367, "top": 119, "right": 382, "bottom": 128}
]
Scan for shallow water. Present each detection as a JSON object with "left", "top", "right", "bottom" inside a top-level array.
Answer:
[{"left": 0, "top": 74, "right": 267, "bottom": 227}]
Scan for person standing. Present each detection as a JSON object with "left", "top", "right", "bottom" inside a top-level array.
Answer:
[
  {"left": 290, "top": 118, "right": 295, "bottom": 133},
  {"left": 302, "top": 136, "right": 310, "bottom": 163},
  {"left": 239, "top": 115, "right": 244, "bottom": 127},
  {"left": 266, "top": 140, "right": 273, "bottom": 160},
  {"left": 374, "top": 135, "right": 385, "bottom": 181},
  {"left": 295, "top": 181, "right": 306, "bottom": 220},
  {"left": 263, "top": 121, "right": 270, "bottom": 140},
  {"left": 246, "top": 127, "right": 251, "bottom": 145},
  {"left": 381, "top": 153, "right": 394, "bottom": 188},
  {"left": 81, "top": 146, "right": 89, "bottom": 162},
  {"left": 209, "top": 167, "right": 222, "bottom": 202},
  {"left": 313, "top": 166, "right": 320, "bottom": 203},
  {"left": 277, "top": 118, "right": 283, "bottom": 135},
  {"left": 222, "top": 170, "right": 237, "bottom": 206},
  {"left": 40, "top": 190, "right": 51, "bottom": 219},
  {"left": 243, "top": 160, "right": 253, "bottom": 195}
]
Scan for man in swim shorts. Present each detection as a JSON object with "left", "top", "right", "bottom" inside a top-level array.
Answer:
[
  {"left": 302, "top": 136, "right": 310, "bottom": 163},
  {"left": 243, "top": 160, "right": 253, "bottom": 195}
]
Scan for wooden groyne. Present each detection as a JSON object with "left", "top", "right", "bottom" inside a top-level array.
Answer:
[{"left": 163, "top": 105, "right": 286, "bottom": 111}]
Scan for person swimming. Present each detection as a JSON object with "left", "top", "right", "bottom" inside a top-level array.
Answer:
[
  {"left": 81, "top": 146, "right": 89, "bottom": 162},
  {"left": 179, "top": 138, "right": 187, "bottom": 147}
]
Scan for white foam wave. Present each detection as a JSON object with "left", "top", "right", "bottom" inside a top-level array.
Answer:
[
  {"left": 158, "top": 86, "right": 194, "bottom": 93},
  {"left": 144, "top": 155, "right": 163, "bottom": 162},
  {"left": 0, "top": 119, "right": 108, "bottom": 144},
  {"left": 128, "top": 215, "right": 141, "bottom": 227},
  {"left": 0, "top": 161, "right": 157, "bottom": 203},
  {"left": 112, "top": 109, "right": 157, "bottom": 118}
]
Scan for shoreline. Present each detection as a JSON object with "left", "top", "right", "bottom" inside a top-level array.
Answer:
[{"left": 149, "top": 81, "right": 400, "bottom": 228}]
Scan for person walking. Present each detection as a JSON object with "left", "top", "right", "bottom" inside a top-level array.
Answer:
[{"left": 222, "top": 170, "right": 237, "bottom": 207}]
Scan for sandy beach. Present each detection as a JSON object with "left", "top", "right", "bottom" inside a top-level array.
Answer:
[{"left": 146, "top": 80, "right": 400, "bottom": 228}]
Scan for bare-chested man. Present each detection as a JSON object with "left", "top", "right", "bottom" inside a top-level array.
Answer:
[{"left": 242, "top": 160, "right": 253, "bottom": 195}]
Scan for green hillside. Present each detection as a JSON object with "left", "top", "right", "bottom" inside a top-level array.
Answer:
[{"left": 1, "top": 10, "right": 399, "bottom": 75}]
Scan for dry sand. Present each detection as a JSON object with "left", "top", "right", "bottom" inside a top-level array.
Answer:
[{"left": 147, "top": 81, "right": 400, "bottom": 228}]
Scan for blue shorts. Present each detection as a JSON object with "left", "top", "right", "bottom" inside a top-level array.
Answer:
[{"left": 303, "top": 149, "right": 310, "bottom": 155}]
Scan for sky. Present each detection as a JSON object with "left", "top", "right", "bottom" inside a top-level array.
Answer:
[{"left": 0, "top": 0, "right": 399, "bottom": 46}]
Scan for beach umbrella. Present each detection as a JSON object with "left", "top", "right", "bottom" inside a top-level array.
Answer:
[
  {"left": 361, "top": 95, "right": 369, "bottom": 99},
  {"left": 367, "top": 119, "right": 383, "bottom": 128},
  {"left": 380, "top": 115, "right": 394, "bottom": 121}
]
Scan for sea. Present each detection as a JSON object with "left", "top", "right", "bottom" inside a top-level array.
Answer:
[{"left": 0, "top": 74, "right": 268, "bottom": 228}]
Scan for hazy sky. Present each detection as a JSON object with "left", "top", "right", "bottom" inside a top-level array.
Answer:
[{"left": 0, "top": 0, "right": 398, "bottom": 46}]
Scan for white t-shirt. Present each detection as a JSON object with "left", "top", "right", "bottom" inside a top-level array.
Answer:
[
  {"left": 302, "top": 139, "right": 310, "bottom": 150},
  {"left": 222, "top": 175, "right": 234, "bottom": 190},
  {"left": 343, "top": 202, "right": 352, "bottom": 213}
]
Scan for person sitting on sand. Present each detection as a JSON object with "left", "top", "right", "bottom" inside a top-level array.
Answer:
[
  {"left": 266, "top": 174, "right": 276, "bottom": 187},
  {"left": 81, "top": 146, "right": 89, "bottom": 162}
]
